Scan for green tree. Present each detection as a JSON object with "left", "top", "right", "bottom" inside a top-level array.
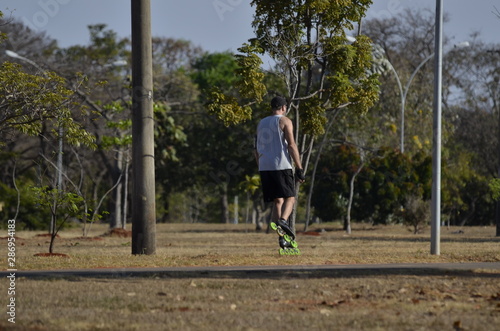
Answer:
[
  {"left": 312, "top": 146, "right": 432, "bottom": 226},
  {"left": 489, "top": 178, "right": 500, "bottom": 201},
  {"left": 0, "top": 61, "right": 97, "bottom": 241},
  {"left": 0, "top": 62, "right": 95, "bottom": 146},
  {"left": 358, "top": 149, "right": 431, "bottom": 225},
  {"left": 32, "top": 186, "right": 85, "bottom": 253},
  {"left": 0, "top": 21, "right": 121, "bottom": 235},
  {"left": 364, "top": 9, "right": 499, "bottom": 229},
  {"left": 184, "top": 52, "right": 258, "bottom": 223},
  {"left": 447, "top": 40, "right": 500, "bottom": 231},
  {"left": 207, "top": 0, "right": 379, "bottom": 230},
  {"left": 441, "top": 148, "right": 493, "bottom": 226}
]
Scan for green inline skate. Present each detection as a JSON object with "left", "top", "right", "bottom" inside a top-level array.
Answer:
[
  {"left": 270, "top": 218, "right": 300, "bottom": 255},
  {"left": 278, "top": 236, "right": 301, "bottom": 255}
]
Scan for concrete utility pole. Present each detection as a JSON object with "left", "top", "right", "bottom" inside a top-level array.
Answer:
[
  {"left": 431, "top": 0, "right": 443, "bottom": 255},
  {"left": 131, "top": 0, "right": 156, "bottom": 255}
]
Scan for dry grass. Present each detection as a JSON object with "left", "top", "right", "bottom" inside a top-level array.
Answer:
[
  {"left": 6, "top": 274, "right": 500, "bottom": 331},
  {"left": 1, "top": 223, "right": 499, "bottom": 330},
  {"left": 5, "top": 222, "right": 500, "bottom": 270}
]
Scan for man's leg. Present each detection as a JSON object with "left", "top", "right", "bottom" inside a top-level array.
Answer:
[
  {"left": 272, "top": 196, "right": 296, "bottom": 239},
  {"left": 273, "top": 198, "right": 284, "bottom": 222},
  {"left": 280, "top": 196, "right": 295, "bottom": 221}
]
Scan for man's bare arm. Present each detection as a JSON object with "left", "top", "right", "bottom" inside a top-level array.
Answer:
[
  {"left": 253, "top": 135, "right": 260, "bottom": 166},
  {"left": 281, "top": 117, "right": 303, "bottom": 170}
]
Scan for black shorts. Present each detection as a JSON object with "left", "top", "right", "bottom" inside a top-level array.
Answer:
[{"left": 259, "top": 169, "right": 295, "bottom": 202}]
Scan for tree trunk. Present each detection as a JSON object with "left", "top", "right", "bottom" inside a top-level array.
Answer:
[
  {"left": 290, "top": 133, "right": 315, "bottom": 233},
  {"left": 49, "top": 207, "right": 57, "bottom": 253},
  {"left": 111, "top": 147, "right": 124, "bottom": 229},
  {"left": 221, "top": 182, "right": 230, "bottom": 223},
  {"left": 345, "top": 163, "right": 364, "bottom": 234},
  {"left": 233, "top": 196, "right": 239, "bottom": 224},
  {"left": 49, "top": 234, "right": 55, "bottom": 254},
  {"left": 244, "top": 192, "right": 250, "bottom": 223},
  {"left": 122, "top": 151, "right": 130, "bottom": 229},
  {"left": 304, "top": 112, "right": 338, "bottom": 231}
]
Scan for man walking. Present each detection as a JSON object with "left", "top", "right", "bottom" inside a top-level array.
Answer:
[{"left": 254, "top": 96, "right": 305, "bottom": 253}]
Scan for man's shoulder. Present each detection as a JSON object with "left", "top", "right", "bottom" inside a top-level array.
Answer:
[
  {"left": 259, "top": 115, "right": 279, "bottom": 125},
  {"left": 279, "top": 115, "right": 292, "bottom": 127}
]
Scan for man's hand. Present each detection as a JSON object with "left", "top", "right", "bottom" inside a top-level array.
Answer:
[{"left": 295, "top": 168, "right": 305, "bottom": 183}]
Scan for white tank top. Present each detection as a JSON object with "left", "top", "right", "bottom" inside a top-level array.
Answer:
[{"left": 256, "top": 115, "right": 293, "bottom": 171}]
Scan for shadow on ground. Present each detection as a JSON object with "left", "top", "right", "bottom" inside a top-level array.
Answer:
[{"left": 5, "top": 262, "right": 500, "bottom": 280}]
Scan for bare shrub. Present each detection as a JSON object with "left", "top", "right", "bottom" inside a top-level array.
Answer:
[{"left": 400, "top": 195, "right": 430, "bottom": 234}]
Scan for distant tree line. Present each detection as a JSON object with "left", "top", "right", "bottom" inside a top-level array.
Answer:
[{"left": 0, "top": 4, "right": 499, "bottom": 235}]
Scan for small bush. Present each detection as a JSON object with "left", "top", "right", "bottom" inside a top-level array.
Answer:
[{"left": 399, "top": 195, "right": 430, "bottom": 234}]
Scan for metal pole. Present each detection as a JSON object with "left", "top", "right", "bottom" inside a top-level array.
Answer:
[
  {"left": 431, "top": 0, "right": 443, "bottom": 255},
  {"left": 131, "top": 0, "right": 156, "bottom": 255}
]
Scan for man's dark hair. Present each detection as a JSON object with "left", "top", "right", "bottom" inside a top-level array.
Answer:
[{"left": 271, "top": 96, "right": 287, "bottom": 110}]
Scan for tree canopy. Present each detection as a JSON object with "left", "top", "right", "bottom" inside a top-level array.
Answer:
[{"left": 1, "top": 4, "right": 499, "bottom": 233}]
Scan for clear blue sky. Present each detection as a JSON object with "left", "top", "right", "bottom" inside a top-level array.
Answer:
[{"left": 1, "top": 0, "right": 499, "bottom": 52}]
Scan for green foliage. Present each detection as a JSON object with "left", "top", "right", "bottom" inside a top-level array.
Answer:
[
  {"left": 4, "top": 5, "right": 496, "bottom": 229},
  {"left": 300, "top": 97, "right": 327, "bottom": 135},
  {"left": 204, "top": 46, "right": 266, "bottom": 126},
  {"left": 234, "top": 43, "right": 267, "bottom": 102},
  {"left": 100, "top": 101, "right": 133, "bottom": 148},
  {"left": 312, "top": 145, "right": 432, "bottom": 224},
  {"left": 0, "top": 62, "right": 96, "bottom": 148},
  {"left": 441, "top": 150, "right": 494, "bottom": 226},
  {"left": 192, "top": 52, "right": 239, "bottom": 92},
  {"left": 239, "top": 175, "right": 261, "bottom": 195},
  {"left": 0, "top": 11, "right": 6, "bottom": 42},
  {"left": 0, "top": 182, "right": 51, "bottom": 230},
  {"left": 29, "top": 185, "right": 87, "bottom": 252},
  {"left": 32, "top": 186, "right": 85, "bottom": 218},
  {"left": 361, "top": 149, "right": 431, "bottom": 224},
  {"left": 32, "top": 186, "right": 86, "bottom": 252},
  {"left": 208, "top": 0, "right": 378, "bottom": 135},
  {"left": 251, "top": 0, "right": 370, "bottom": 43},
  {"left": 59, "top": 24, "right": 129, "bottom": 65},
  {"left": 207, "top": 88, "right": 253, "bottom": 126},
  {"left": 154, "top": 102, "right": 187, "bottom": 163},
  {"left": 489, "top": 178, "right": 500, "bottom": 201},
  {"left": 101, "top": 134, "right": 132, "bottom": 148}
]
